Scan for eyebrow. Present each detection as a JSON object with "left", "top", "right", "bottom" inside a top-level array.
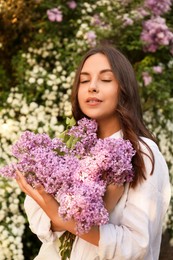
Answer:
[{"left": 80, "top": 69, "right": 113, "bottom": 75}]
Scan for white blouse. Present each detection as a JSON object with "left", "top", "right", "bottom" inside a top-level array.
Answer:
[{"left": 24, "top": 131, "right": 171, "bottom": 260}]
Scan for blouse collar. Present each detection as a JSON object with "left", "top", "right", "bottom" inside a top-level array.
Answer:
[{"left": 110, "top": 129, "right": 123, "bottom": 139}]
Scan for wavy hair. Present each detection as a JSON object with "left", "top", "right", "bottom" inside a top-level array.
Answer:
[{"left": 71, "top": 45, "right": 156, "bottom": 188}]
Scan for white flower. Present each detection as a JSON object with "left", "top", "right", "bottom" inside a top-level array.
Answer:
[
  {"left": 55, "top": 78, "right": 61, "bottom": 85},
  {"left": 57, "top": 124, "right": 64, "bottom": 133},
  {"left": 52, "top": 85, "right": 58, "bottom": 91},
  {"left": 57, "top": 65, "right": 63, "bottom": 72},
  {"left": 28, "top": 47, "right": 33, "bottom": 52},
  {"left": 76, "top": 30, "right": 83, "bottom": 37},
  {"left": 2, "top": 230, "right": 8, "bottom": 239},
  {"left": 45, "top": 100, "right": 53, "bottom": 106},
  {"left": 9, "top": 110, "right": 15, "bottom": 117},
  {"left": 7, "top": 96, "right": 13, "bottom": 103},
  {"left": 42, "top": 51, "right": 49, "bottom": 58},
  {"left": 28, "top": 77, "right": 36, "bottom": 84},
  {"left": 48, "top": 74, "right": 57, "bottom": 80},
  {"left": 81, "top": 9, "right": 86, "bottom": 14},
  {"left": 9, "top": 204, "right": 18, "bottom": 213},
  {"left": 33, "top": 65, "right": 39, "bottom": 74},
  {"left": 60, "top": 75, "right": 66, "bottom": 81},
  {"left": 62, "top": 70, "right": 67, "bottom": 75},
  {"left": 37, "top": 78, "right": 44, "bottom": 85},
  {"left": 29, "top": 102, "right": 38, "bottom": 110},
  {"left": 63, "top": 82, "right": 71, "bottom": 88},
  {"left": 20, "top": 105, "right": 29, "bottom": 115},
  {"left": 47, "top": 79, "right": 53, "bottom": 86},
  {"left": 47, "top": 42, "right": 54, "bottom": 49},
  {"left": 1, "top": 124, "right": 9, "bottom": 134},
  {"left": 0, "top": 211, "right": 5, "bottom": 221}
]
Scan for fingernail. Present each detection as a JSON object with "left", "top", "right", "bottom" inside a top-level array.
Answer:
[
  {"left": 15, "top": 172, "right": 19, "bottom": 180},
  {"left": 35, "top": 183, "right": 42, "bottom": 190}
]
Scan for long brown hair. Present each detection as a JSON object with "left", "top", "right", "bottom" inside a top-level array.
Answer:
[{"left": 71, "top": 45, "right": 156, "bottom": 188}]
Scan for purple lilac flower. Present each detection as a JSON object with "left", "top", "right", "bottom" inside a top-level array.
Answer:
[
  {"left": 122, "top": 14, "right": 134, "bottom": 27},
  {"left": 57, "top": 180, "right": 108, "bottom": 234},
  {"left": 141, "top": 17, "right": 173, "bottom": 52},
  {"left": 152, "top": 65, "right": 163, "bottom": 74},
  {"left": 47, "top": 8, "right": 63, "bottom": 22},
  {"left": 0, "top": 118, "right": 136, "bottom": 234},
  {"left": 67, "top": 117, "right": 98, "bottom": 156},
  {"left": 89, "top": 138, "right": 135, "bottom": 185},
  {"left": 144, "top": 0, "right": 172, "bottom": 16},
  {"left": 91, "top": 14, "right": 109, "bottom": 30},
  {"left": 142, "top": 72, "right": 152, "bottom": 86},
  {"left": 67, "top": 1, "right": 77, "bottom": 9},
  {"left": 91, "top": 14, "right": 102, "bottom": 26},
  {"left": 85, "top": 31, "right": 97, "bottom": 47}
]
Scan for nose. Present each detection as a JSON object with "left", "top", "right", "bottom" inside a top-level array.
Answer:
[{"left": 88, "top": 79, "right": 99, "bottom": 93}]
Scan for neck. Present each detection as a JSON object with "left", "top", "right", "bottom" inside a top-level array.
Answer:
[{"left": 97, "top": 117, "right": 121, "bottom": 139}]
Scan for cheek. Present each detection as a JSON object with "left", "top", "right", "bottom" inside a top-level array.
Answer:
[
  {"left": 77, "top": 89, "right": 84, "bottom": 108},
  {"left": 107, "top": 87, "right": 118, "bottom": 99},
  {"left": 108, "top": 90, "right": 119, "bottom": 107},
  {"left": 78, "top": 87, "right": 85, "bottom": 101}
]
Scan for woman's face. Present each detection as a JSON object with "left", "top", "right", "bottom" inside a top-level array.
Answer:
[{"left": 78, "top": 53, "right": 119, "bottom": 123}]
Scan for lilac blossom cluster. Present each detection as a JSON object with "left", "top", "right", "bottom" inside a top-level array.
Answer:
[
  {"left": 47, "top": 8, "right": 63, "bottom": 22},
  {"left": 141, "top": 17, "right": 173, "bottom": 52},
  {"left": 144, "top": 0, "right": 172, "bottom": 16},
  {"left": 47, "top": 1, "right": 77, "bottom": 22},
  {"left": 0, "top": 118, "right": 135, "bottom": 234}
]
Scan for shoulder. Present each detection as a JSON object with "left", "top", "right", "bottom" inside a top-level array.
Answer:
[
  {"left": 139, "top": 137, "right": 170, "bottom": 195},
  {"left": 139, "top": 136, "right": 158, "bottom": 151},
  {"left": 139, "top": 136, "right": 167, "bottom": 171},
  {"left": 139, "top": 137, "right": 163, "bottom": 163}
]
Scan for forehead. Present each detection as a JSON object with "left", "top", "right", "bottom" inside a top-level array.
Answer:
[{"left": 81, "top": 53, "right": 111, "bottom": 72}]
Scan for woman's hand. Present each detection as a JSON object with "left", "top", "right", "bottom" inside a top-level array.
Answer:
[
  {"left": 104, "top": 183, "right": 124, "bottom": 213},
  {"left": 15, "top": 170, "right": 64, "bottom": 232},
  {"left": 16, "top": 170, "right": 53, "bottom": 207},
  {"left": 15, "top": 170, "right": 101, "bottom": 245}
]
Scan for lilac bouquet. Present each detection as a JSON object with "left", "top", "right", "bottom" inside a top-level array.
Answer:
[{"left": 0, "top": 117, "right": 135, "bottom": 235}]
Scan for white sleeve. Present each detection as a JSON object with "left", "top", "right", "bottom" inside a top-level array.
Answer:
[
  {"left": 24, "top": 195, "right": 64, "bottom": 243},
  {"left": 98, "top": 140, "right": 171, "bottom": 260}
]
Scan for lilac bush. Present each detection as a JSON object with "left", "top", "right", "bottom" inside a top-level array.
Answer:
[
  {"left": 144, "top": 0, "right": 172, "bottom": 16},
  {"left": 67, "top": 1, "right": 77, "bottom": 10},
  {"left": 141, "top": 16, "right": 173, "bottom": 52},
  {"left": 47, "top": 8, "right": 63, "bottom": 22}
]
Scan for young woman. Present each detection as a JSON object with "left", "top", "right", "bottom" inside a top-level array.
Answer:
[{"left": 16, "top": 45, "right": 171, "bottom": 260}]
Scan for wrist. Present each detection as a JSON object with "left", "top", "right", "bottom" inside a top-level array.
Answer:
[{"left": 51, "top": 221, "right": 65, "bottom": 232}]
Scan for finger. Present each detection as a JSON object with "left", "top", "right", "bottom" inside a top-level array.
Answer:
[
  {"left": 15, "top": 170, "right": 37, "bottom": 196},
  {"left": 34, "top": 183, "right": 46, "bottom": 195},
  {"left": 15, "top": 170, "right": 53, "bottom": 206},
  {"left": 15, "top": 170, "right": 28, "bottom": 192},
  {"left": 34, "top": 184, "right": 54, "bottom": 203}
]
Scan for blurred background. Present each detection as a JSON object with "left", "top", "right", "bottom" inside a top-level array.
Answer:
[{"left": 0, "top": 0, "right": 173, "bottom": 259}]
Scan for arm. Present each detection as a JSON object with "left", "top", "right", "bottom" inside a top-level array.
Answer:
[
  {"left": 98, "top": 141, "right": 171, "bottom": 259},
  {"left": 24, "top": 195, "right": 65, "bottom": 243},
  {"left": 103, "top": 183, "right": 124, "bottom": 213},
  {"left": 16, "top": 170, "right": 124, "bottom": 246}
]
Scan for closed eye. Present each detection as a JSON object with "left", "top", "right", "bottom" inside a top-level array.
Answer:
[
  {"left": 80, "top": 80, "right": 90, "bottom": 84},
  {"left": 101, "top": 79, "right": 112, "bottom": 82}
]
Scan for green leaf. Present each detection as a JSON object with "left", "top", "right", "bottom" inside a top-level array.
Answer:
[{"left": 66, "top": 117, "right": 76, "bottom": 128}]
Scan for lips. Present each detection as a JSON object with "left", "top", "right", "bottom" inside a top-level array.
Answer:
[{"left": 86, "top": 97, "right": 102, "bottom": 103}]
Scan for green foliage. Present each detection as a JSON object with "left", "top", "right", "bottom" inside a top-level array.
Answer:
[
  {"left": 0, "top": 64, "right": 9, "bottom": 104},
  {"left": 59, "top": 232, "right": 76, "bottom": 260}
]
